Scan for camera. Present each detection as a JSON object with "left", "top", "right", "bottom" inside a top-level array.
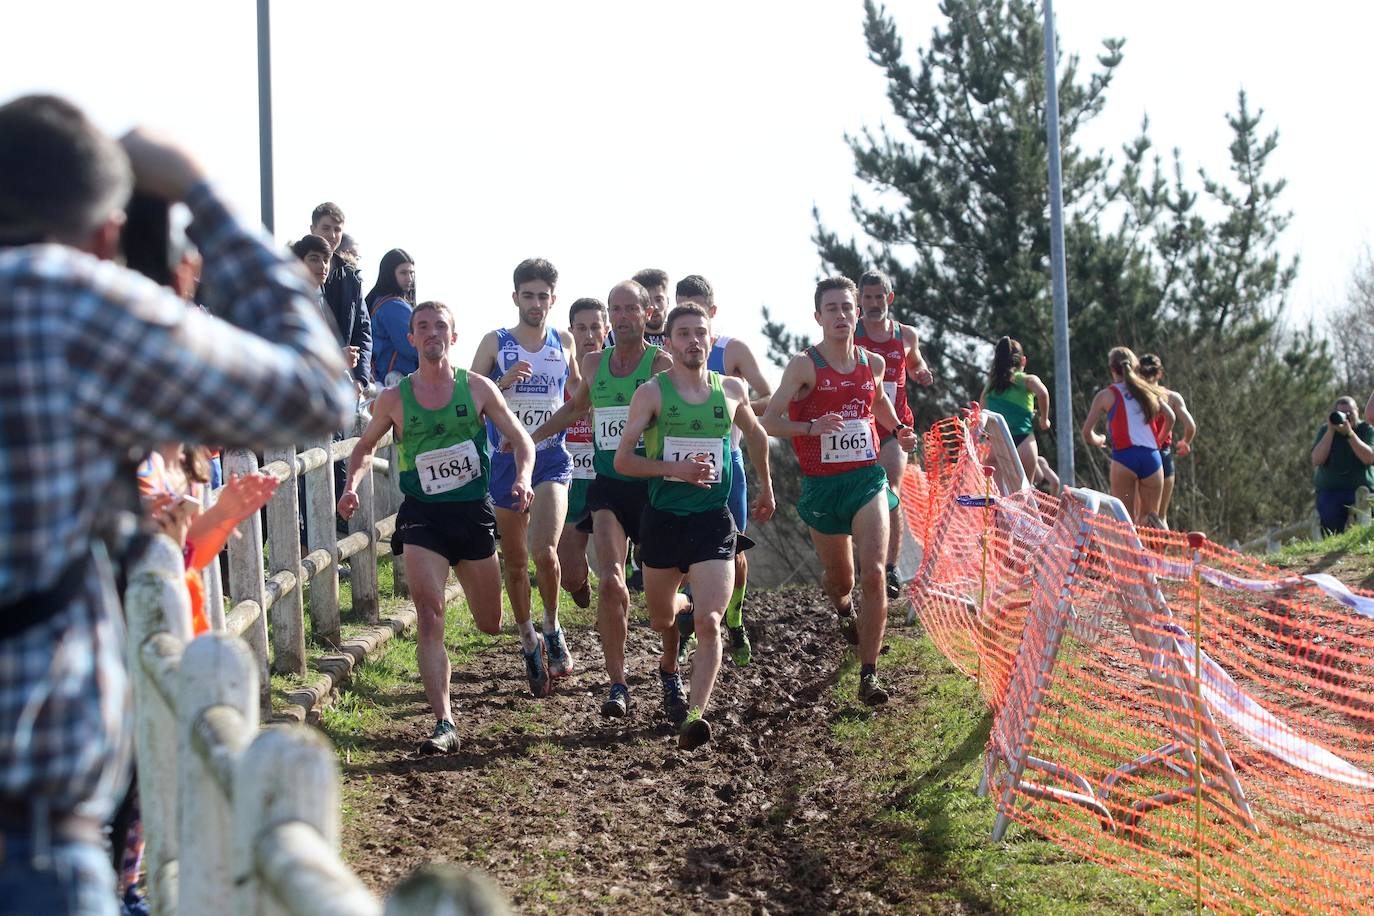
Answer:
[{"left": 1331, "top": 410, "right": 1349, "bottom": 426}]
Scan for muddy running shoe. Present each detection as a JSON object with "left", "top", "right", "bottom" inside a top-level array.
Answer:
[
  {"left": 524, "top": 634, "right": 552, "bottom": 698},
  {"left": 836, "top": 611, "right": 860, "bottom": 646},
  {"left": 545, "top": 626, "right": 575, "bottom": 678},
  {"left": 858, "top": 671, "right": 890, "bottom": 706},
  {"left": 418, "top": 719, "right": 461, "bottom": 755},
  {"left": 626, "top": 563, "right": 644, "bottom": 593},
  {"left": 885, "top": 565, "right": 901, "bottom": 600},
  {"left": 728, "top": 624, "right": 752, "bottom": 666},
  {"left": 601, "top": 682, "right": 630, "bottom": 718},
  {"left": 675, "top": 606, "right": 696, "bottom": 666},
  {"left": 678, "top": 706, "right": 712, "bottom": 750},
  {"left": 568, "top": 581, "right": 591, "bottom": 609},
  {"left": 660, "top": 668, "right": 689, "bottom": 725}
]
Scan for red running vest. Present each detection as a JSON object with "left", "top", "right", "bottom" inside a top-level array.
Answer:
[
  {"left": 856, "top": 318, "right": 913, "bottom": 431},
  {"left": 789, "top": 345, "right": 881, "bottom": 477}
]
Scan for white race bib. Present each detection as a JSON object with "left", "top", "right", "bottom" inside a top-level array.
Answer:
[
  {"left": 820, "top": 419, "right": 876, "bottom": 464},
  {"left": 508, "top": 393, "right": 557, "bottom": 433},
  {"left": 594, "top": 405, "right": 631, "bottom": 451},
  {"left": 664, "top": 436, "right": 725, "bottom": 484},
  {"left": 883, "top": 380, "right": 898, "bottom": 404},
  {"left": 568, "top": 441, "right": 595, "bottom": 480},
  {"left": 415, "top": 440, "right": 481, "bottom": 495}
]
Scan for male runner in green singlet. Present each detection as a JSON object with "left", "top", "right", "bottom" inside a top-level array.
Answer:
[
  {"left": 341, "top": 301, "right": 535, "bottom": 754},
  {"left": 614, "top": 303, "right": 774, "bottom": 748}
]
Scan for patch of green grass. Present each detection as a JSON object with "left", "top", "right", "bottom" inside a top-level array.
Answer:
[
  {"left": 1268, "top": 522, "right": 1374, "bottom": 565},
  {"left": 833, "top": 632, "right": 1190, "bottom": 914}
]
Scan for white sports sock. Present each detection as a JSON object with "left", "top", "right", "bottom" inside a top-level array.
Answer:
[{"left": 518, "top": 620, "right": 538, "bottom": 652}]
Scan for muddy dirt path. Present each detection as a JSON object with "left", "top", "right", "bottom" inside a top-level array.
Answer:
[{"left": 338, "top": 587, "right": 938, "bottom": 914}]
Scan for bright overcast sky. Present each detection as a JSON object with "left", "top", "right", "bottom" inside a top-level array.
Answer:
[{"left": 9, "top": 1, "right": 1372, "bottom": 384}]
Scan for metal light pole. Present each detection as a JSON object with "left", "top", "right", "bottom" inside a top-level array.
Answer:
[
  {"left": 256, "top": 0, "right": 275, "bottom": 234},
  {"left": 1043, "top": 0, "right": 1074, "bottom": 485}
]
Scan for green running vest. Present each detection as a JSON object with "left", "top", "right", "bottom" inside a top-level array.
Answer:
[
  {"left": 590, "top": 345, "right": 660, "bottom": 480},
  {"left": 397, "top": 368, "right": 490, "bottom": 502},
  {"left": 983, "top": 371, "right": 1035, "bottom": 438},
  {"left": 645, "top": 371, "right": 733, "bottom": 516}
]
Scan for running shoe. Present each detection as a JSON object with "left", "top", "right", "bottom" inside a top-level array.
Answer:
[
  {"left": 885, "top": 565, "right": 901, "bottom": 600},
  {"left": 728, "top": 624, "right": 752, "bottom": 667},
  {"left": 601, "top": 682, "right": 631, "bottom": 718},
  {"left": 836, "top": 611, "right": 860, "bottom": 646},
  {"left": 858, "top": 671, "right": 890, "bottom": 706},
  {"left": 660, "top": 667, "right": 689, "bottom": 725},
  {"left": 569, "top": 581, "right": 591, "bottom": 609},
  {"left": 545, "top": 626, "right": 575, "bottom": 678},
  {"left": 626, "top": 564, "right": 644, "bottom": 593},
  {"left": 675, "top": 606, "right": 696, "bottom": 666},
  {"left": 678, "top": 706, "right": 712, "bottom": 750},
  {"left": 418, "top": 719, "right": 461, "bottom": 755},
  {"left": 524, "top": 634, "right": 552, "bottom": 698}
]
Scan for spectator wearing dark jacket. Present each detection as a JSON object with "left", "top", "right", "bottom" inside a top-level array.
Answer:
[
  {"left": 366, "top": 247, "right": 417, "bottom": 385},
  {"left": 1312, "top": 395, "right": 1374, "bottom": 534},
  {"left": 310, "top": 202, "right": 371, "bottom": 389}
]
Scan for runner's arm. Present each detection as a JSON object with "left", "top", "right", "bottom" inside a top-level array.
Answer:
[
  {"left": 1026, "top": 373, "right": 1052, "bottom": 430},
  {"left": 1081, "top": 389, "right": 1112, "bottom": 449},
  {"left": 761, "top": 354, "right": 822, "bottom": 438},
  {"left": 469, "top": 330, "right": 500, "bottom": 379},
  {"left": 903, "top": 325, "right": 934, "bottom": 385},
  {"left": 561, "top": 329, "right": 583, "bottom": 393},
  {"left": 339, "top": 389, "right": 400, "bottom": 518},
  {"left": 612, "top": 382, "right": 668, "bottom": 479},
  {"left": 1170, "top": 390, "right": 1197, "bottom": 456},
  {"left": 531, "top": 351, "right": 594, "bottom": 443},
  {"left": 473, "top": 373, "right": 535, "bottom": 482},
  {"left": 871, "top": 353, "right": 917, "bottom": 450},
  {"left": 727, "top": 378, "right": 774, "bottom": 520},
  {"left": 726, "top": 339, "right": 773, "bottom": 415}
]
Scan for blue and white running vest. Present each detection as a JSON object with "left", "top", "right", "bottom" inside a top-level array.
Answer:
[
  {"left": 708, "top": 335, "right": 743, "bottom": 451},
  {"left": 487, "top": 327, "right": 569, "bottom": 452}
]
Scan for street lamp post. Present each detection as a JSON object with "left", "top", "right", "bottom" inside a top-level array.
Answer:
[{"left": 1043, "top": 0, "right": 1074, "bottom": 485}]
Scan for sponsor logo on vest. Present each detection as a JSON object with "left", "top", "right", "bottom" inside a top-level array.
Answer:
[
  {"left": 615, "top": 392, "right": 626, "bottom": 403},
  {"left": 713, "top": 405, "right": 725, "bottom": 418},
  {"left": 668, "top": 404, "right": 680, "bottom": 416},
  {"left": 690, "top": 419, "right": 703, "bottom": 431},
  {"left": 454, "top": 405, "right": 468, "bottom": 417},
  {"left": 433, "top": 424, "right": 447, "bottom": 436}
]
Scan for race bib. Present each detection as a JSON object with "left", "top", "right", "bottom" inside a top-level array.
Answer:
[
  {"left": 884, "top": 380, "right": 898, "bottom": 404},
  {"left": 568, "top": 441, "right": 595, "bottom": 480},
  {"left": 820, "top": 419, "right": 876, "bottom": 464},
  {"left": 415, "top": 440, "right": 481, "bottom": 495},
  {"left": 594, "top": 405, "right": 631, "bottom": 451},
  {"left": 664, "top": 436, "right": 725, "bottom": 484},
  {"left": 508, "top": 393, "right": 559, "bottom": 450}
]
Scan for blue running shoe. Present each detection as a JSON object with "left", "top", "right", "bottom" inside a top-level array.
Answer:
[
  {"left": 660, "top": 667, "right": 689, "bottom": 725},
  {"left": 524, "top": 634, "right": 552, "bottom": 698},
  {"left": 418, "top": 719, "right": 461, "bottom": 755},
  {"left": 601, "top": 682, "right": 630, "bottom": 718},
  {"left": 545, "top": 626, "right": 575, "bottom": 678}
]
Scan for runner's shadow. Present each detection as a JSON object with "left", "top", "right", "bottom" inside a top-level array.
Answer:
[{"left": 382, "top": 719, "right": 671, "bottom": 776}]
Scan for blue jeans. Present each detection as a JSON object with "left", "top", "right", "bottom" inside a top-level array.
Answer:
[
  {"left": 1317, "top": 488, "right": 1356, "bottom": 535},
  {"left": 0, "top": 829, "right": 116, "bottom": 915}
]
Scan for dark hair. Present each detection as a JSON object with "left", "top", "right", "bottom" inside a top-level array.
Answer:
[
  {"left": 0, "top": 95, "right": 132, "bottom": 246},
  {"left": 633, "top": 268, "right": 670, "bottom": 290},
  {"left": 675, "top": 274, "right": 714, "bottom": 307},
  {"left": 989, "top": 337, "right": 1024, "bottom": 394},
  {"left": 365, "top": 248, "right": 415, "bottom": 310},
  {"left": 858, "top": 269, "right": 892, "bottom": 295},
  {"left": 1138, "top": 353, "right": 1164, "bottom": 381},
  {"left": 665, "top": 302, "right": 710, "bottom": 337},
  {"left": 569, "top": 297, "right": 606, "bottom": 324},
  {"left": 182, "top": 445, "right": 212, "bottom": 486},
  {"left": 513, "top": 257, "right": 558, "bottom": 291},
  {"left": 290, "top": 233, "right": 333, "bottom": 260},
  {"left": 409, "top": 300, "right": 454, "bottom": 333},
  {"left": 311, "top": 202, "right": 345, "bottom": 225},
  {"left": 1109, "top": 346, "right": 1164, "bottom": 420},
  {"left": 814, "top": 275, "right": 858, "bottom": 310}
]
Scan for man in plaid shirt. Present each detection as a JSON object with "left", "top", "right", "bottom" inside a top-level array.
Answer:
[{"left": 0, "top": 95, "right": 353, "bottom": 912}]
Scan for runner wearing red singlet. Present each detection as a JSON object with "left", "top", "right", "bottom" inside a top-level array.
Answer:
[
  {"left": 762, "top": 276, "right": 918, "bottom": 705},
  {"left": 557, "top": 297, "right": 608, "bottom": 610},
  {"left": 1138, "top": 353, "right": 1196, "bottom": 528},
  {"left": 856, "top": 270, "right": 934, "bottom": 599},
  {"left": 1081, "top": 346, "right": 1175, "bottom": 525}
]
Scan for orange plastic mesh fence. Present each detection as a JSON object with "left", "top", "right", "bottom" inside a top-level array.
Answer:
[{"left": 903, "top": 412, "right": 1374, "bottom": 914}]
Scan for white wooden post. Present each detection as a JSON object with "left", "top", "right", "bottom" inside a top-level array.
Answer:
[
  {"left": 226, "top": 448, "right": 271, "bottom": 698},
  {"left": 383, "top": 865, "right": 511, "bottom": 916},
  {"left": 349, "top": 449, "right": 380, "bottom": 625},
  {"left": 200, "top": 483, "right": 227, "bottom": 631},
  {"left": 232, "top": 727, "right": 342, "bottom": 916},
  {"left": 265, "top": 445, "right": 306, "bottom": 674},
  {"left": 124, "top": 534, "right": 193, "bottom": 916},
  {"left": 304, "top": 438, "right": 341, "bottom": 645},
  {"left": 178, "top": 633, "right": 259, "bottom": 916}
]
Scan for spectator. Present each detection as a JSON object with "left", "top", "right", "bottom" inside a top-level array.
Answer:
[
  {"left": 338, "top": 232, "right": 360, "bottom": 268},
  {"left": 293, "top": 234, "right": 360, "bottom": 375},
  {"left": 311, "top": 202, "right": 371, "bottom": 391},
  {"left": 1311, "top": 396, "right": 1374, "bottom": 535},
  {"left": 0, "top": 94, "right": 351, "bottom": 913},
  {"left": 367, "top": 247, "right": 418, "bottom": 385}
]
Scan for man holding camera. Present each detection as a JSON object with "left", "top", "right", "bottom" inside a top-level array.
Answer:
[{"left": 1311, "top": 396, "right": 1374, "bottom": 534}]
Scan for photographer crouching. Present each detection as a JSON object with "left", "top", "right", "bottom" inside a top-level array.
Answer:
[{"left": 1311, "top": 396, "right": 1374, "bottom": 535}]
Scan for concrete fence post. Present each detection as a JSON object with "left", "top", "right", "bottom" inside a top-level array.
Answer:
[
  {"left": 225, "top": 448, "right": 271, "bottom": 700},
  {"left": 349, "top": 448, "right": 380, "bottom": 625},
  {"left": 304, "top": 438, "right": 341, "bottom": 646},
  {"left": 265, "top": 445, "right": 306, "bottom": 674}
]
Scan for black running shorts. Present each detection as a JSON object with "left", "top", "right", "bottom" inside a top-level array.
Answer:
[
  {"left": 639, "top": 504, "right": 740, "bottom": 573},
  {"left": 577, "top": 475, "right": 650, "bottom": 544},
  {"left": 393, "top": 496, "right": 497, "bottom": 565}
]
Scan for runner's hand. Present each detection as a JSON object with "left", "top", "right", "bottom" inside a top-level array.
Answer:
[
  {"left": 1176, "top": 441, "right": 1192, "bottom": 458},
  {"left": 338, "top": 489, "right": 360, "bottom": 520},
  {"left": 674, "top": 460, "right": 716, "bottom": 489},
  {"left": 1038, "top": 416, "right": 1051, "bottom": 431},
  {"left": 510, "top": 479, "right": 534, "bottom": 511},
  {"left": 1088, "top": 432, "right": 1107, "bottom": 450},
  {"left": 500, "top": 361, "right": 534, "bottom": 390},
  {"left": 896, "top": 425, "right": 918, "bottom": 452},
  {"left": 809, "top": 413, "right": 846, "bottom": 436},
  {"left": 751, "top": 488, "right": 776, "bottom": 522},
  {"left": 913, "top": 366, "right": 934, "bottom": 386}
]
